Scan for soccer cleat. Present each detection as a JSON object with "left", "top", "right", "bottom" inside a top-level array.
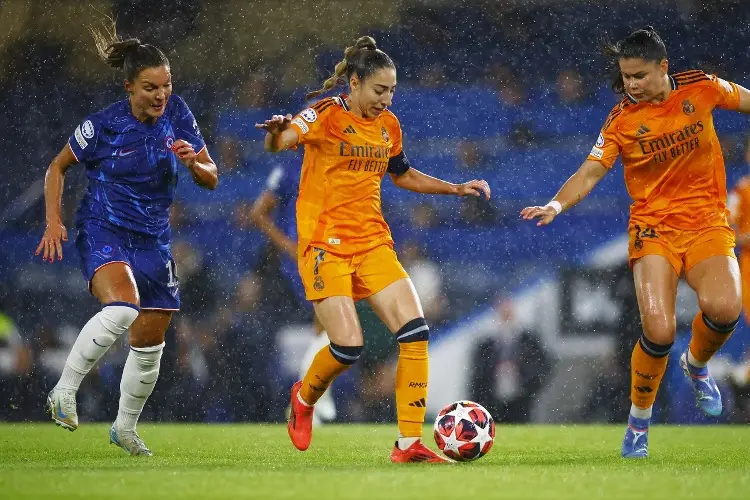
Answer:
[
  {"left": 46, "top": 389, "right": 78, "bottom": 431},
  {"left": 390, "top": 440, "right": 453, "bottom": 463},
  {"left": 680, "top": 350, "right": 723, "bottom": 417},
  {"left": 109, "top": 423, "right": 152, "bottom": 456},
  {"left": 621, "top": 415, "right": 649, "bottom": 459},
  {"left": 287, "top": 381, "right": 315, "bottom": 451}
]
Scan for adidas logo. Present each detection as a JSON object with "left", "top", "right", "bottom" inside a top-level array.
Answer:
[
  {"left": 343, "top": 125, "right": 356, "bottom": 134},
  {"left": 408, "top": 398, "right": 426, "bottom": 408},
  {"left": 636, "top": 124, "right": 650, "bottom": 136}
]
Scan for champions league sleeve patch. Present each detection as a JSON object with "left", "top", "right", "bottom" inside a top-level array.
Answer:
[
  {"left": 300, "top": 108, "right": 317, "bottom": 123},
  {"left": 81, "top": 120, "right": 95, "bottom": 139}
]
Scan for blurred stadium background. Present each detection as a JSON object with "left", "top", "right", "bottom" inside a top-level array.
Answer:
[{"left": 1, "top": 0, "right": 749, "bottom": 427}]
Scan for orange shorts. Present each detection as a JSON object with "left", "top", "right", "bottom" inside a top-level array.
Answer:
[
  {"left": 628, "top": 223, "right": 736, "bottom": 275},
  {"left": 299, "top": 244, "right": 409, "bottom": 301}
]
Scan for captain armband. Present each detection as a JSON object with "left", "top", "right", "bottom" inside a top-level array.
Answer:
[{"left": 387, "top": 151, "right": 411, "bottom": 175}]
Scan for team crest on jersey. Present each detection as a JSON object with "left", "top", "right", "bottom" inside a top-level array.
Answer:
[
  {"left": 301, "top": 108, "right": 317, "bottom": 123},
  {"left": 165, "top": 136, "right": 175, "bottom": 150},
  {"left": 682, "top": 99, "right": 695, "bottom": 115},
  {"left": 82, "top": 120, "right": 95, "bottom": 139},
  {"left": 595, "top": 133, "right": 604, "bottom": 147},
  {"left": 381, "top": 127, "right": 390, "bottom": 142},
  {"left": 313, "top": 275, "right": 325, "bottom": 291},
  {"left": 101, "top": 245, "right": 112, "bottom": 255}
]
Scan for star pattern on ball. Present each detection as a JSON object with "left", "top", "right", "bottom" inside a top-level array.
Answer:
[{"left": 434, "top": 401, "right": 495, "bottom": 461}]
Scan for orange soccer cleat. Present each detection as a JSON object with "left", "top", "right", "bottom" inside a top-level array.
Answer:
[
  {"left": 390, "top": 440, "right": 453, "bottom": 463},
  {"left": 287, "top": 381, "right": 315, "bottom": 451}
]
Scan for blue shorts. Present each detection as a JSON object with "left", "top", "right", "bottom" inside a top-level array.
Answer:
[{"left": 76, "top": 221, "right": 180, "bottom": 310}]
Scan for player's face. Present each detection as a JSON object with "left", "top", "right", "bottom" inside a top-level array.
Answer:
[
  {"left": 619, "top": 58, "right": 668, "bottom": 103},
  {"left": 351, "top": 67, "right": 397, "bottom": 118},
  {"left": 125, "top": 65, "right": 172, "bottom": 123}
]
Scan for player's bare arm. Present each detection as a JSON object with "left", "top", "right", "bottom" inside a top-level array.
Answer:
[
  {"left": 735, "top": 84, "right": 750, "bottom": 114},
  {"left": 250, "top": 190, "right": 297, "bottom": 258},
  {"left": 521, "top": 159, "right": 608, "bottom": 226},
  {"left": 257, "top": 114, "right": 299, "bottom": 152},
  {"left": 390, "top": 168, "right": 491, "bottom": 199},
  {"left": 172, "top": 139, "right": 218, "bottom": 190},
  {"left": 35, "top": 143, "right": 78, "bottom": 262}
]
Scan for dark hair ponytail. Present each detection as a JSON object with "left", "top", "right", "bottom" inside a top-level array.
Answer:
[
  {"left": 602, "top": 26, "right": 668, "bottom": 94},
  {"left": 90, "top": 17, "right": 169, "bottom": 82},
  {"left": 306, "top": 36, "right": 395, "bottom": 100}
]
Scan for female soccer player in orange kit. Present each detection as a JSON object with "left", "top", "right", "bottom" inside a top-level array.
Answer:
[
  {"left": 522, "top": 26, "right": 750, "bottom": 458},
  {"left": 257, "top": 36, "right": 490, "bottom": 463}
]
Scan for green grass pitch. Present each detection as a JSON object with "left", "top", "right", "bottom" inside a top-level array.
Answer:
[{"left": 1, "top": 424, "right": 749, "bottom": 499}]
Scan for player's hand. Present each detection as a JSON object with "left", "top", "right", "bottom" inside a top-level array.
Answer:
[
  {"left": 255, "top": 114, "right": 293, "bottom": 135},
  {"left": 171, "top": 139, "right": 197, "bottom": 168},
  {"left": 520, "top": 205, "right": 558, "bottom": 226},
  {"left": 456, "top": 179, "right": 491, "bottom": 200},
  {"left": 35, "top": 221, "right": 68, "bottom": 262}
]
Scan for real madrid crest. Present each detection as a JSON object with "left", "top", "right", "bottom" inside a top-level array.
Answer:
[
  {"left": 682, "top": 99, "right": 695, "bottom": 115},
  {"left": 313, "top": 275, "right": 325, "bottom": 291},
  {"left": 381, "top": 127, "right": 390, "bottom": 142}
]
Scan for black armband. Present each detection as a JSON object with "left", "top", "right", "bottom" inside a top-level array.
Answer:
[{"left": 387, "top": 150, "right": 411, "bottom": 175}]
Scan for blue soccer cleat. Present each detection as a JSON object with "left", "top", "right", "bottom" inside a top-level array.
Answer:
[
  {"left": 46, "top": 389, "right": 78, "bottom": 431},
  {"left": 109, "top": 423, "right": 152, "bottom": 456},
  {"left": 680, "top": 350, "right": 722, "bottom": 417},
  {"left": 621, "top": 414, "right": 649, "bottom": 459}
]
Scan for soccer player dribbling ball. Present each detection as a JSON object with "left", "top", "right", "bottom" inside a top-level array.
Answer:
[
  {"left": 256, "top": 36, "right": 491, "bottom": 463},
  {"left": 36, "top": 19, "right": 218, "bottom": 455},
  {"left": 521, "top": 26, "right": 750, "bottom": 458}
]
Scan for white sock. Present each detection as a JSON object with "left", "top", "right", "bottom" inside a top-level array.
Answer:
[
  {"left": 687, "top": 349, "right": 708, "bottom": 368},
  {"left": 115, "top": 342, "right": 164, "bottom": 433},
  {"left": 297, "top": 392, "right": 313, "bottom": 407},
  {"left": 630, "top": 404, "right": 652, "bottom": 420},
  {"left": 398, "top": 436, "right": 420, "bottom": 450},
  {"left": 56, "top": 304, "right": 140, "bottom": 391}
]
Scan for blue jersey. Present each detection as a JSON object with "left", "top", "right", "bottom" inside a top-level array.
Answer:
[
  {"left": 266, "top": 164, "right": 298, "bottom": 242},
  {"left": 69, "top": 95, "right": 205, "bottom": 243},
  {"left": 266, "top": 164, "right": 307, "bottom": 306}
]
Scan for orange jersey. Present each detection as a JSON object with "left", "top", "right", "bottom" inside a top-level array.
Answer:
[
  {"left": 729, "top": 176, "right": 750, "bottom": 236},
  {"left": 587, "top": 71, "right": 742, "bottom": 230},
  {"left": 288, "top": 96, "right": 403, "bottom": 256}
]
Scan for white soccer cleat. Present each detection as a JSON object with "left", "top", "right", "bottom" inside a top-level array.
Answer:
[
  {"left": 46, "top": 389, "right": 78, "bottom": 431},
  {"left": 109, "top": 423, "right": 153, "bottom": 456}
]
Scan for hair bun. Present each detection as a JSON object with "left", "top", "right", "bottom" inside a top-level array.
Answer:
[{"left": 355, "top": 36, "right": 377, "bottom": 52}]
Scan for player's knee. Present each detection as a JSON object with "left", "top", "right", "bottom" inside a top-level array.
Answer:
[
  {"left": 396, "top": 318, "right": 429, "bottom": 353},
  {"left": 328, "top": 342, "right": 364, "bottom": 366},
  {"left": 699, "top": 294, "right": 742, "bottom": 326},
  {"left": 700, "top": 312, "right": 740, "bottom": 335},
  {"left": 100, "top": 302, "right": 140, "bottom": 336},
  {"left": 640, "top": 312, "right": 675, "bottom": 344}
]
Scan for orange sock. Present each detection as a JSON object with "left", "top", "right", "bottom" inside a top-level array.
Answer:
[
  {"left": 689, "top": 312, "right": 737, "bottom": 364},
  {"left": 299, "top": 342, "right": 362, "bottom": 405},
  {"left": 630, "top": 335, "right": 671, "bottom": 410},
  {"left": 394, "top": 318, "right": 430, "bottom": 438}
]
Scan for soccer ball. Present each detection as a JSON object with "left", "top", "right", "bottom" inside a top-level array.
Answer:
[{"left": 433, "top": 400, "right": 495, "bottom": 461}]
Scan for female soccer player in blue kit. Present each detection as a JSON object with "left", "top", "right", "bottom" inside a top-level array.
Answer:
[{"left": 36, "top": 23, "right": 218, "bottom": 456}]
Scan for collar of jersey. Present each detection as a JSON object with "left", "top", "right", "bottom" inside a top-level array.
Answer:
[
  {"left": 111, "top": 99, "right": 168, "bottom": 133},
  {"left": 338, "top": 93, "right": 385, "bottom": 123},
  {"left": 626, "top": 75, "right": 678, "bottom": 106}
]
